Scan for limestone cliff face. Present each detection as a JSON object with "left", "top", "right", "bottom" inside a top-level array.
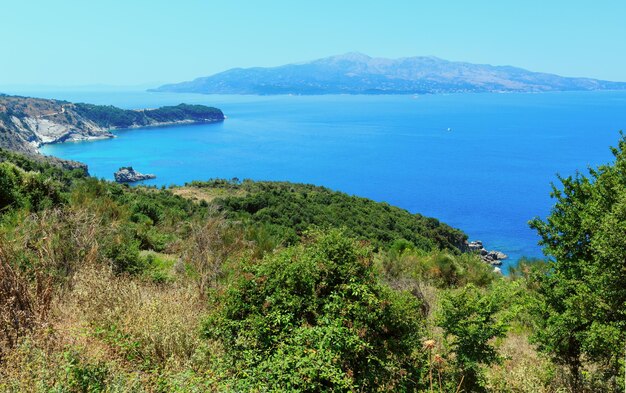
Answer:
[
  {"left": 0, "top": 96, "right": 109, "bottom": 153},
  {"left": 0, "top": 94, "right": 225, "bottom": 154}
]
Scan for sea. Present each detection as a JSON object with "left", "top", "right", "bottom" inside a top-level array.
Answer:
[{"left": 8, "top": 88, "right": 625, "bottom": 272}]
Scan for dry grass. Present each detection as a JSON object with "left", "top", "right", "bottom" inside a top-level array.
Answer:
[
  {"left": 0, "top": 262, "right": 216, "bottom": 391},
  {"left": 183, "top": 216, "right": 246, "bottom": 297},
  {"left": 0, "top": 244, "right": 45, "bottom": 357},
  {"left": 62, "top": 265, "right": 209, "bottom": 368},
  {"left": 486, "top": 329, "right": 567, "bottom": 393},
  {"left": 0, "top": 208, "right": 103, "bottom": 360},
  {"left": 170, "top": 186, "right": 247, "bottom": 204}
]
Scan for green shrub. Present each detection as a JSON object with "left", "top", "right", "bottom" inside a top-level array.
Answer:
[
  {"left": 63, "top": 350, "right": 109, "bottom": 393},
  {"left": 103, "top": 223, "right": 144, "bottom": 274},
  {"left": 437, "top": 284, "right": 509, "bottom": 392},
  {"left": 203, "top": 229, "right": 428, "bottom": 391},
  {"left": 0, "top": 162, "right": 25, "bottom": 211}
]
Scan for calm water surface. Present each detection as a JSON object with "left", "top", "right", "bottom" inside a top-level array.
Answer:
[{"left": 24, "top": 89, "right": 626, "bottom": 271}]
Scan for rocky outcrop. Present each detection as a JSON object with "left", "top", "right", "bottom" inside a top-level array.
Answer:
[
  {"left": 114, "top": 167, "right": 156, "bottom": 183},
  {"left": 465, "top": 240, "right": 508, "bottom": 266}
]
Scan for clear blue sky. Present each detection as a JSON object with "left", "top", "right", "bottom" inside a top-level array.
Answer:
[{"left": 2, "top": 0, "right": 625, "bottom": 86}]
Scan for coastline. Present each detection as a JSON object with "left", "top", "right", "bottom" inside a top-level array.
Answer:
[{"left": 35, "top": 118, "right": 224, "bottom": 152}]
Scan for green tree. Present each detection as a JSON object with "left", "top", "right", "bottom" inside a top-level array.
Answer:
[
  {"left": 203, "top": 229, "right": 428, "bottom": 392},
  {"left": 530, "top": 133, "right": 626, "bottom": 391},
  {"left": 436, "top": 284, "right": 508, "bottom": 392}
]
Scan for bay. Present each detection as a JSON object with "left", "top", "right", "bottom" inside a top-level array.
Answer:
[{"left": 26, "top": 88, "right": 626, "bottom": 271}]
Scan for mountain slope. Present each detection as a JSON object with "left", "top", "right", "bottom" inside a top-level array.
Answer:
[
  {"left": 152, "top": 53, "right": 626, "bottom": 95},
  {"left": 0, "top": 94, "right": 224, "bottom": 153}
]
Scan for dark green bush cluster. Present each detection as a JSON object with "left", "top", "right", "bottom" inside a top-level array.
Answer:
[
  {"left": 197, "top": 179, "right": 468, "bottom": 252},
  {"left": 144, "top": 104, "right": 224, "bottom": 123},
  {"left": 0, "top": 162, "right": 65, "bottom": 212},
  {"left": 437, "top": 284, "right": 509, "bottom": 392},
  {"left": 73, "top": 103, "right": 143, "bottom": 128},
  {"left": 73, "top": 103, "right": 223, "bottom": 129},
  {"left": 204, "top": 229, "right": 428, "bottom": 391}
]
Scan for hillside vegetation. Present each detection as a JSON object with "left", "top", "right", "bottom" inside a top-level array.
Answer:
[
  {"left": 1, "top": 135, "right": 625, "bottom": 391},
  {"left": 181, "top": 179, "right": 467, "bottom": 251},
  {"left": 73, "top": 103, "right": 224, "bottom": 129}
]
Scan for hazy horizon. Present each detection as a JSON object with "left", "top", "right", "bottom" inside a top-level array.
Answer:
[{"left": 2, "top": 1, "right": 626, "bottom": 87}]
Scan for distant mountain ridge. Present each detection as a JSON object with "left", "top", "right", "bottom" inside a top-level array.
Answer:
[{"left": 152, "top": 53, "right": 626, "bottom": 95}]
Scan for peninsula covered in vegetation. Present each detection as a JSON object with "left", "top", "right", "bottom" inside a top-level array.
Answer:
[{"left": 0, "top": 94, "right": 224, "bottom": 154}]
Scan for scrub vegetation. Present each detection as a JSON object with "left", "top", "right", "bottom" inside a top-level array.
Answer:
[{"left": 1, "top": 136, "right": 625, "bottom": 392}]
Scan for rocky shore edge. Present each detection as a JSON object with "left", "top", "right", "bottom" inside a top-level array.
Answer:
[
  {"left": 465, "top": 240, "right": 508, "bottom": 273},
  {"left": 36, "top": 118, "right": 224, "bottom": 150},
  {"left": 114, "top": 167, "right": 156, "bottom": 183}
]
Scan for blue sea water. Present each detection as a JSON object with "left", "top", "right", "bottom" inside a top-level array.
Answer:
[{"left": 25, "top": 89, "right": 626, "bottom": 272}]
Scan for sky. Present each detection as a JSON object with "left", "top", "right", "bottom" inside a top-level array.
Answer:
[{"left": 1, "top": 0, "right": 625, "bottom": 87}]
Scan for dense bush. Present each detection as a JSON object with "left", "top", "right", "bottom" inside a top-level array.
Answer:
[
  {"left": 437, "top": 284, "right": 509, "bottom": 392},
  {"left": 73, "top": 103, "right": 224, "bottom": 129},
  {"left": 0, "top": 162, "right": 65, "bottom": 213},
  {"left": 203, "top": 229, "right": 428, "bottom": 391},
  {"left": 73, "top": 103, "right": 144, "bottom": 128},
  {"left": 145, "top": 104, "right": 224, "bottom": 123},
  {"left": 0, "top": 163, "right": 23, "bottom": 211},
  {"left": 193, "top": 179, "right": 468, "bottom": 252}
]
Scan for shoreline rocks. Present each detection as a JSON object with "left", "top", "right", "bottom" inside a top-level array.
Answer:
[
  {"left": 465, "top": 240, "right": 508, "bottom": 269},
  {"left": 114, "top": 167, "right": 156, "bottom": 183}
]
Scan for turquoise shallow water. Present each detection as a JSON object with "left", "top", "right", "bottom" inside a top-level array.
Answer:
[{"left": 28, "top": 89, "right": 626, "bottom": 272}]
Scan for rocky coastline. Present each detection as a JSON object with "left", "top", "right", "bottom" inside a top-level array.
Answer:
[
  {"left": 0, "top": 96, "right": 225, "bottom": 155},
  {"left": 35, "top": 118, "right": 223, "bottom": 150},
  {"left": 465, "top": 240, "right": 508, "bottom": 272},
  {"left": 114, "top": 167, "right": 156, "bottom": 183}
]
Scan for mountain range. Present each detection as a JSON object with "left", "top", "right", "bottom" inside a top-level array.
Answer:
[{"left": 152, "top": 53, "right": 626, "bottom": 95}]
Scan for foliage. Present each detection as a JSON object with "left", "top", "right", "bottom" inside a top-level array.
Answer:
[
  {"left": 6, "top": 144, "right": 622, "bottom": 391},
  {"left": 191, "top": 178, "right": 468, "bottom": 252},
  {"left": 73, "top": 103, "right": 224, "bottom": 129},
  {"left": 529, "top": 133, "right": 626, "bottom": 390},
  {"left": 380, "top": 248, "right": 496, "bottom": 289},
  {"left": 0, "top": 162, "right": 65, "bottom": 213},
  {"left": 0, "top": 148, "right": 87, "bottom": 184},
  {"left": 436, "top": 284, "right": 509, "bottom": 392},
  {"left": 0, "top": 163, "right": 23, "bottom": 211},
  {"left": 203, "top": 229, "right": 428, "bottom": 391},
  {"left": 143, "top": 103, "right": 224, "bottom": 123},
  {"left": 508, "top": 257, "right": 550, "bottom": 290},
  {"left": 63, "top": 350, "right": 109, "bottom": 393}
]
